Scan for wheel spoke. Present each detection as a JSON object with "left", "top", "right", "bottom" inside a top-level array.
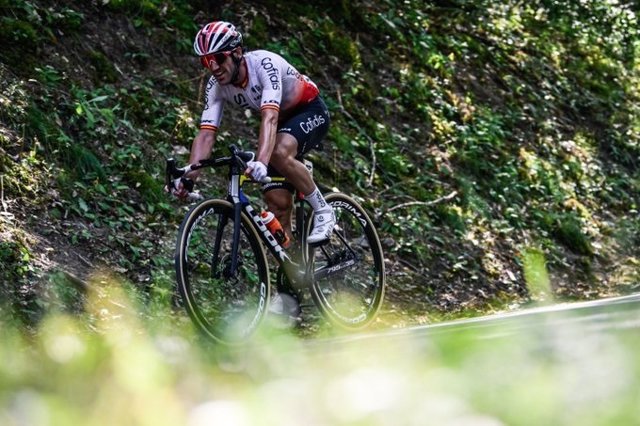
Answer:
[
  {"left": 176, "top": 200, "right": 269, "bottom": 344},
  {"left": 309, "top": 193, "right": 385, "bottom": 329}
]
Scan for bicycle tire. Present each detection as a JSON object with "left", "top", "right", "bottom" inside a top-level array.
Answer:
[
  {"left": 175, "top": 199, "right": 270, "bottom": 344},
  {"left": 307, "top": 192, "right": 385, "bottom": 329}
]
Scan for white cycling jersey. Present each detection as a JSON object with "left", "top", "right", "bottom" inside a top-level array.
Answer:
[{"left": 200, "top": 50, "right": 320, "bottom": 132}]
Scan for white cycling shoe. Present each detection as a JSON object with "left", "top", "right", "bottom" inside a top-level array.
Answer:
[{"left": 307, "top": 209, "right": 336, "bottom": 245}]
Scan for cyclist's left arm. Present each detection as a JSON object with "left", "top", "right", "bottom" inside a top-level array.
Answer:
[
  {"left": 255, "top": 107, "right": 279, "bottom": 164},
  {"left": 245, "top": 106, "right": 278, "bottom": 181},
  {"left": 187, "top": 128, "right": 216, "bottom": 178},
  {"left": 246, "top": 53, "right": 284, "bottom": 176}
]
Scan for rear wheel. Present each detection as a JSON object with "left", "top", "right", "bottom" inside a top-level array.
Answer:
[
  {"left": 307, "top": 192, "right": 385, "bottom": 329},
  {"left": 175, "top": 199, "right": 270, "bottom": 344}
]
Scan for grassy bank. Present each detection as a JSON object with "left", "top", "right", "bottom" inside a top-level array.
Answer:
[{"left": 0, "top": 0, "right": 638, "bottom": 326}]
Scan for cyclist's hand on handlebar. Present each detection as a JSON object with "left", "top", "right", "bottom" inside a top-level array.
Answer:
[
  {"left": 171, "top": 178, "right": 191, "bottom": 199},
  {"left": 245, "top": 161, "right": 269, "bottom": 182},
  {"left": 164, "top": 159, "right": 203, "bottom": 202},
  {"left": 167, "top": 176, "right": 201, "bottom": 201}
]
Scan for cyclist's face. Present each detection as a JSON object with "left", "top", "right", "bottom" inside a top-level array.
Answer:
[{"left": 201, "top": 49, "right": 237, "bottom": 85}]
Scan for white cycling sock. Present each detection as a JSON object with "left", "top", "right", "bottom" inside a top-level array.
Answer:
[{"left": 305, "top": 187, "right": 331, "bottom": 213}]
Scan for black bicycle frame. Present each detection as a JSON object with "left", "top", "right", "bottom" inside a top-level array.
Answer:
[
  {"left": 224, "top": 160, "right": 362, "bottom": 289},
  {"left": 222, "top": 160, "right": 309, "bottom": 289},
  {"left": 168, "top": 144, "right": 360, "bottom": 290}
]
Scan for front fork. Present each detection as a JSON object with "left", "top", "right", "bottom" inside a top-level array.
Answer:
[
  {"left": 229, "top": 201, "right": 243, "bottom": 277},
  {"left": 209, "top": 202, "right": 241, "bottom": 279},
  {"left": 212, "top": 173, "right": 248, "bottom": 279}
]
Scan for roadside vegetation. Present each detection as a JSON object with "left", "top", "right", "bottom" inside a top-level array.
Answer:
[
  {"left": 1, "top": 276, "right": 640, "bottom": 425},
  {"left": 1, "top": 1, "right": 639, "bottom": 423},
  {"left": 1, "top": 0, "right": 638, "bottom": 328}
]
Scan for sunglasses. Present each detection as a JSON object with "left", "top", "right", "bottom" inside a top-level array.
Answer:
[{"left": 200, "top": 50, "right": 233, "bottom": 69}]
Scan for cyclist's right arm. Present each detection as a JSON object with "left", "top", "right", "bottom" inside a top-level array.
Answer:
[
  {"left": 174, "top": 77, "right": 224, "bottom": 198},
  {"left": 172, "top": 129, "right": 216, "bottom": 198},
  {"left": 187, "top": 129, "right": 216, "bottom": 178}
]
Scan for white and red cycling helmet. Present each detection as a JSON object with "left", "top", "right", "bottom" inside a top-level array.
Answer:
[{"left": 193, "top": 21, "right": 243, "bottom": 56}]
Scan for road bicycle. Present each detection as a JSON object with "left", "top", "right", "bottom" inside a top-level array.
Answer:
[{"left": 166, "top": 144, "right": 385, "bottom": 344}]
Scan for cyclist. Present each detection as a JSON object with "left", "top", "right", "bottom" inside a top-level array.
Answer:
[{"left": 173, "top": 21, "right": 335, "bottom": 247}]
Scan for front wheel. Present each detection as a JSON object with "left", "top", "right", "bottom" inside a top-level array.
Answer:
[
  {"left": 307, "top": 192, "right": 385, "bottom": 330},
  {"left": 175, "top": 199, "right": 270, "bottom": 344}
]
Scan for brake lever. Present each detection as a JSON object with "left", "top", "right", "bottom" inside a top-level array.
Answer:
[
  {"left": 228, "top": 144, "right": 255, "bottom": 172},
  {"left": 165, "top": 158, "right": 179, "bottom": 190},
  {"left": 165, "top": 158, "right": 195, "bottom": 193}
]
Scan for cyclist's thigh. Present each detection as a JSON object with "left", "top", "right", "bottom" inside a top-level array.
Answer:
[
  {"left": 277, "top": 97, "right": 330, "bottom": 157},
  {"left": 272, "top": 132, "right": 299, "bottom": 159}
]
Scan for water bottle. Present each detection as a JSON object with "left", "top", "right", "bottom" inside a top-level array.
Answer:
[{"left": 260, "top": 211, "right": 290, "bottom": 248}]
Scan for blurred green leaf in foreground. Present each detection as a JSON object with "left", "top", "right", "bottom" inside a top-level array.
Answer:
[{"left": 1, "top": 274, "right": 639, "bottom": 426}]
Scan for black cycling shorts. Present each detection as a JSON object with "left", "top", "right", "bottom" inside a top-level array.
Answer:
[{"left": 263, "top": 96, "right": 330, "bottom": 193}]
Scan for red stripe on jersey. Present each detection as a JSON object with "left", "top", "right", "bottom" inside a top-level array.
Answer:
[
  {"left": 260, "top": 104, "right": 280, "bottom": 112},
  {"left": 200, "top": 124, "right": 218, "bottom": 132}
]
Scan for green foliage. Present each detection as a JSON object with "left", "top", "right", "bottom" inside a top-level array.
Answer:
[
  {"left": 46, "top": 7, "right": 84, "bottom": 31},
  {"left": 101, "top": 0, "right": 195, "bottom": 32},
  {"left": 0, "top": 0, "right": 639, "bottom": 321},
  {"left": 3, "top": 277, "right": 640, "bottom": 425},
  {"left": 88, "top": 50, "right": 119, "bottom": 84},
  {"left": 0, "top": 1, "right": 87, "bottom": 70},
  {"left": 541, "top": 212, "right": 594, "bottom": 256},
  {"left": 0, "top": 0, "right": 192, "bottom": 278},
  {"left": 521, "top": 247, "right": 551, "bottom": 297},
  {"left": 0, "top": 230, "right": 40, "bottom": 325},
  {"left": 0, "top": 239, "right": 31, "bottom": 284},
  {"left": 250, "top": 0, "right": 639, "bottom": 303},
  {"left": 0, "top": 17, "right": 38, "bottom": 44},
  {"left": 320, "top": 19, "right": 361, "bottom": 66}
]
